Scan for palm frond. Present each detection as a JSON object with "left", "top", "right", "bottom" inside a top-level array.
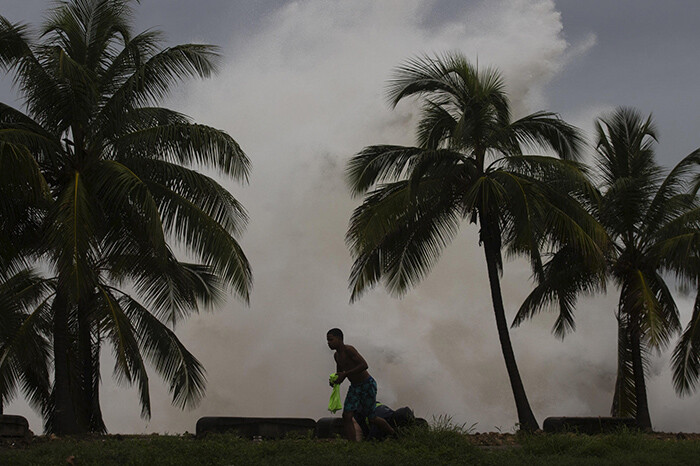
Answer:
[
  {"left": 115, "top": 249, "right": 224, "bottom": 326},
  {"left": 109, "top": 123, "right": 249, "bottom": 180},
  {"left": 0, "top": 272, "right": 54, "bottom": 412},
  {"left": 0, "top": 18, "right": 69, "bottom": 133},
  {"left": 347, "top": 178, "right": 462, "bottom": 301},
  {"left": 505, "top": 111, "right": 585, "bottom": 162},
  {"left": 626, "top": 270, "right": 679, "bottom": 350},
  {"left": 97, "top": 29, "right": 163, "bottom": 98},
  {"left": 594, "top": 108, "right": 662, "bottom": 190},
  {"left": 88, "top": 159, "right": 167, "bottom": 256},
  {"left": 0, "top": 136, "right": 51, "bottom": 205},
  {"left": 101, "top": 43, "right": 220, "bottom": 114},
  {"left": 96, "top": 107, "right": 190, "bottom": 146},
  {"left": 0, "top": 102, "right": 64, "bottom": 160},
  {"left": 387, "top": 53, "right": 466, "bottom": 108},
  {"left": 116, "top": 291, "right": 206, "bottom": 410},
  {"left": 650, "top": 271, "right": 682, "bottom": 338},
  {"left": 123, "top": 157, "right": 248, "bottom": 235},
  {"left": 0, "top": 16, "right": 33, "bottom": 68},
  {"left": 537, "top": 192, "right": 607, "bottom": 266},
  {"left": 513, "top": 245, "right": 605, "bottom": 337},
  {"left": 145, "top": 180, "right": 252, "bottom": 302},
  {"left": 41, "top": 0, "right": 133, "bottom": 69},
  {"left": 611, "top": 312, "right": 637, "bottom": 417},
  {"left": 44, "top": 171, "right": 100, "bottom": 299},
  {"left": 346, "top": 145, "right": 434, "bottom": 196},
  {"left": 672, "top": 289, "right": 700, "bottom": 395},
  {"left": 644, "top": 149, "right": 700, "bottom": 230},
  {"left": 489, "top": 170, "right": 543, "bottom": 273},
  {"left": 416, "top": 99, "right": 458, "bottom": 150},
  {"left": 650, "top": 214, "right": 700, "bottom": 276},
  {"left": 94, "top": 284, "right": 151, "bottom": 419}
]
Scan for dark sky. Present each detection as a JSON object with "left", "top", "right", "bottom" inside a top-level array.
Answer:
[
  {"left": 550, "top": 0, "right": 700, "bottom": 163},
  {"left": 2, "top": 1, "right": 698, "bottom": 163}
]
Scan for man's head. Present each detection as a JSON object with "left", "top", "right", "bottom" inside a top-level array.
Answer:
[{"left": 327, "top": 328, "right": 343, "bottom": 350}]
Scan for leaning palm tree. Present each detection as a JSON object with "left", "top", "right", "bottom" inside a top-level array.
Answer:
[
  {"left": 345, "top": 52, "right": 605, "bottom": 431},
  {"left": 515, "top": 107, "right": 700, "bottom": 430},
  {"left": 0, "top": 0, "right": 252, "bottom": 434}
]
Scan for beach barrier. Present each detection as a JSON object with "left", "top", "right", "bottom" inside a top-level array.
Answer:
[
  {"left": 314, "top": 417, "right": 345, "bottom": 438},
  {"left": 196, "top": 414, "right": 427, "bottom": 439},
  {"left": 196, "top": 417, "right": 316, "bottom": 438},
  {"left": 0, "top": 415, "right": 30, "bottom": 439}
]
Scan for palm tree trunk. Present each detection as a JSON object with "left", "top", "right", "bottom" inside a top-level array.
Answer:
[
  {"left": 611, "top": 313, "right": 635, "bottom": 417},
  {"left": 630, "top": 324, "right": 652, "bottom": 430},
  {"left": 89, "top": 329, "right": 106, "bottom": 433},
  {"left": 480, "top": 218, "right": 539, "bottom": 431},
  {"left": 611, "top": 320, "right": 623, "bottom": 417},
  {"left": 77, "top": 297, "right": 107, "bottom": 433},
  {"left": 77, "top": 298, "right": 92, "bottom": 433},
  {"left": 52, "top": 292, "right": 79, "bottom": 435}
]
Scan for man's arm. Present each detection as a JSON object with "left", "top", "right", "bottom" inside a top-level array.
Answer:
[{"left": 330, "top": 353, "right": 341, "bottom": 387}]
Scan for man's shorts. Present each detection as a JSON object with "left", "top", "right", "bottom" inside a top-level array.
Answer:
[{"left": 344, "top": 376, "right": 377, "bottom": 419}]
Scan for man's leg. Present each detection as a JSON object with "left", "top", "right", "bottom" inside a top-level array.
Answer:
[
  {"left": 364, "top": 377, "right": 394, "bottom": 438},
  {"left": 342, "top": 411, "right": 357, "bottom": 441},
  {"left": 369, "top": 416, "right": 395, "bottom": 437}
]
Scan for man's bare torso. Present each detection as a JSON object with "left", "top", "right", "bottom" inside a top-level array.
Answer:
[{"left": 334, "top": 345, "right": 370, "bottom": 385}]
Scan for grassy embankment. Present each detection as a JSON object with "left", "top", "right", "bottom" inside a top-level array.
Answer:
[{"left": 2, "top": 427, "right": 700, "bottom": 465}]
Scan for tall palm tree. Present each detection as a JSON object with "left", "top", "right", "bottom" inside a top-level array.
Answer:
[
  {"left": 515, "top": 107, "right": 700, "bottom": 430},
  {"left": 0, "top": 0, "right": 252, "bottom": 434},
  {"left": 345, "top": 52, "right": 605, "bottom": 431}
]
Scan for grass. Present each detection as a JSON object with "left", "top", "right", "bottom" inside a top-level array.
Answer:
[{"left": 2, "top": 427, "right": 700, "bottom": 465}]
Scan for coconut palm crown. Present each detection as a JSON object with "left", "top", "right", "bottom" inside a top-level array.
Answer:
[
  {"left": 0, "top": 0, "right": 252, "bottom": 434},
  {"left": 345, "top": 52, "right": 606, "bottom": 431}
]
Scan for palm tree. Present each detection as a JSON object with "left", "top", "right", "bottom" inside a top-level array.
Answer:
[
  {"left": 345, "top": 52, "right": 605, "bottom": 431},
  {"left": 515, "top": 107, "right": 700, "bottom": 430},
  {"left": 0, "top": 0, "right": 252, "bottom": 434}
]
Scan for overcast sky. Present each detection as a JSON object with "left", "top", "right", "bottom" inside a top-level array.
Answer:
[
  {"left": 3, "top": 0, "right": 699, "bottom": 165},
  {"left": 2, "top": 0, "right": 700, "bottom": 434}
]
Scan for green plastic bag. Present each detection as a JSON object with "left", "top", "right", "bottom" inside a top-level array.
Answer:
[{"left": 328, "top": 373, "right": 342, "bottom": 413}]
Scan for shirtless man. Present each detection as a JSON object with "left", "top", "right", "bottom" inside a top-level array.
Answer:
[{"left": 326, "top": 328, "right": 395, "bottom": 441}]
